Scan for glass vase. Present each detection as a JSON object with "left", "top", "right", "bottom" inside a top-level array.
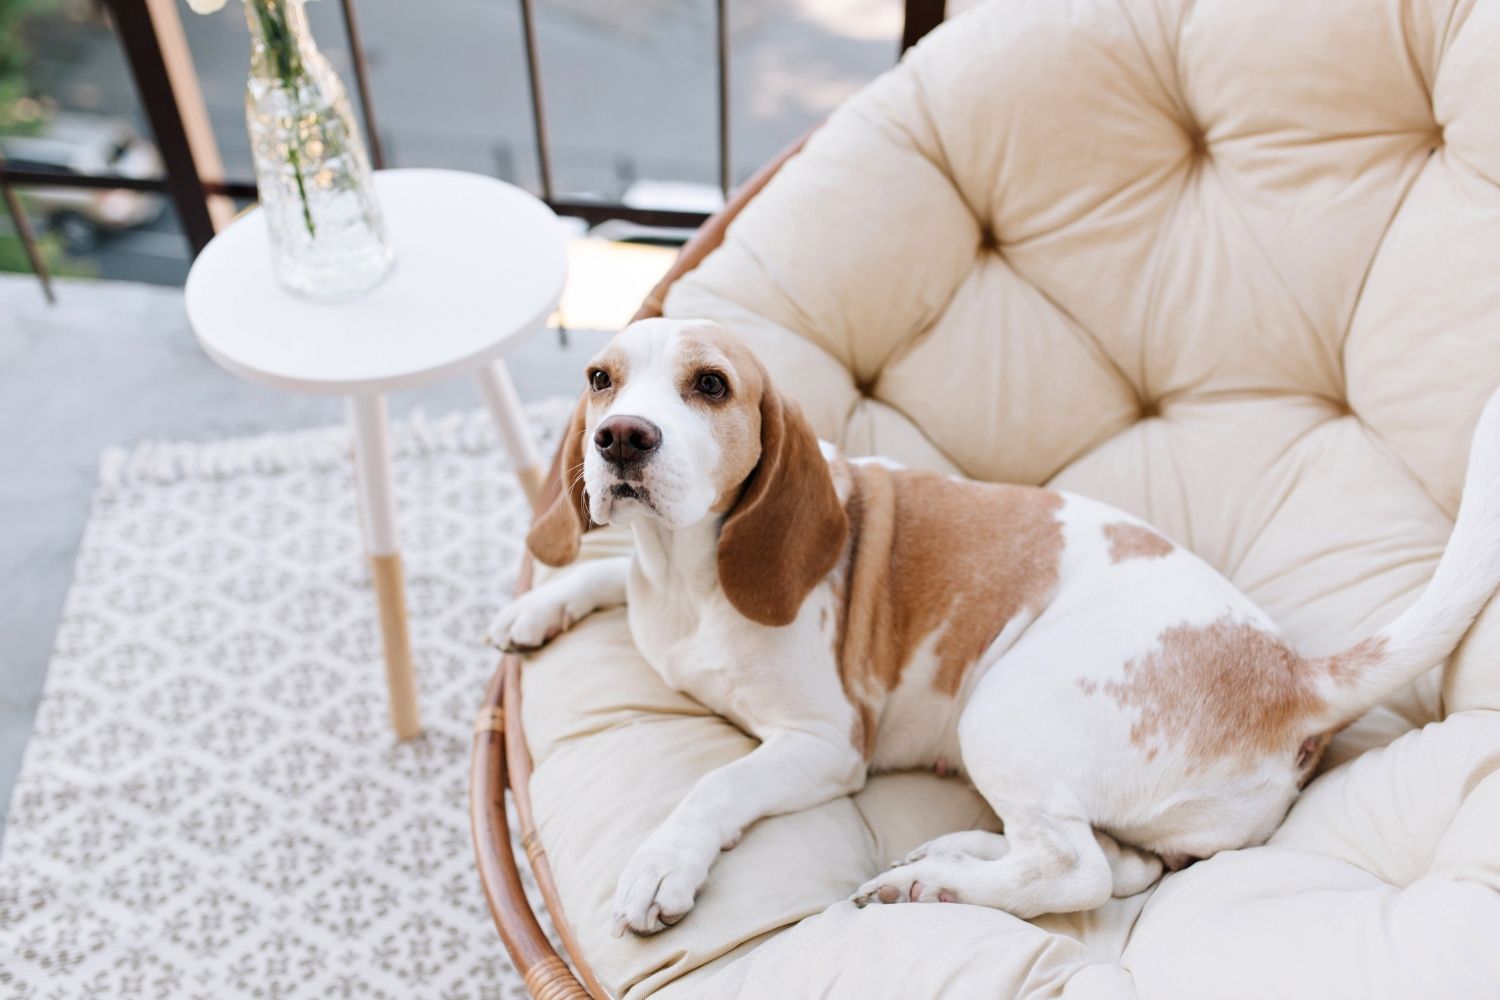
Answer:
[{"left": 244, "top": 0, "right": 393, "bottom": 301}]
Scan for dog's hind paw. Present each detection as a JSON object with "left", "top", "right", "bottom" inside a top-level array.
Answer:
[{"left": 853, "top": 864, "right": 961, "bottom": 907}]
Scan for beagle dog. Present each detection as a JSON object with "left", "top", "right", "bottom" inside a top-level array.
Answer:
[{"left": 488, "top": 318, "right": 1500, "bottom": 936}]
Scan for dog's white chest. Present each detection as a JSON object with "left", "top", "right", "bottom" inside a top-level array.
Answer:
[
  {"left": 641, "top": 624, "right": 734, "bottom": 710},
  {"left": 624, "top": 561, "right": 851, "bottom": 740},
  {"left": 626, "top": 573, "right": 746, "bottom": 721}
]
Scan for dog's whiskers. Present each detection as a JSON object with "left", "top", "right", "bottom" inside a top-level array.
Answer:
[{"left": 565, "top": 463, "right": 590, "bottom": 524}]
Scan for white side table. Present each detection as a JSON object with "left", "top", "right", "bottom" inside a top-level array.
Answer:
[{"left": 185, "top": 168, "right": 568, "bottom": 741}]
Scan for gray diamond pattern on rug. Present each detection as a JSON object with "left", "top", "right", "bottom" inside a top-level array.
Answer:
[{"left": 0, "top": 403, "right": 573, "bottom": 1000}]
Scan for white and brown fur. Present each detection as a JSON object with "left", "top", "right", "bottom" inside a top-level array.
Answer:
[{"left": 488, "top": 318, "right": 1500, "bottom": 934}]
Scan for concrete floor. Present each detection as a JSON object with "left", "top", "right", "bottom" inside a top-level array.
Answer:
[{"left": 0, "top": 273, "right": 608, "bottom": 836}]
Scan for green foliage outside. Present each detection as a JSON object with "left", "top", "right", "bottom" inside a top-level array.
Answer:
[
  {"left": 0, "top": 0, "right": 56, "bottom": 133},
  {"left": 0, "top": 229, "right": 97, "bottom": 277},
  {"left": 0, "top": 0, "right": 91, "bottom": 278}
]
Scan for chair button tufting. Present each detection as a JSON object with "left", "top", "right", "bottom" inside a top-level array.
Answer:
[{"left": 1185, "top": 127, "right": 1209, "bottom": 160}]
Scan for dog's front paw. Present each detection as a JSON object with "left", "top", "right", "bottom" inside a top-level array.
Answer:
[
  {"left": 485, "top": 588, "right": 576, "bottom": 651},
  {"left": 611, "top": 827, "right": 718, "bottom": 936}
]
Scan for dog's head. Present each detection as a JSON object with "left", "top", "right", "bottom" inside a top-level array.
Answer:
[{"left": 527, "top": 318, "right": 847, "bottom": 626}]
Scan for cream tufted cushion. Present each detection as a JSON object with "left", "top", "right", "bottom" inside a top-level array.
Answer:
[{"left": 519, "top": 1, "right": 1500, "bottom": 995}]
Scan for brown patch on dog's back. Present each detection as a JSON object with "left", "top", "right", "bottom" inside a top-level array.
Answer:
[
  {"left": 1103, "top": 618, "right": 1316, "bottom": 766},
  {"left": 1100, "top": 618, "right": 1394, "bottom": 769},
  {"left": 1103, "top": 522, "right": 1174, "bottom": 563},
  {"left": 832, "top": 464, "right": 1065, "bottom": 746},
  {"left": 1087, "top": 614, "right": 1398, "bottom": 772}
]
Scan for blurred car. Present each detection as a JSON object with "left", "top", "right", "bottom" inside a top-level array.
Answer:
[{"left": 1, "top": 113, "right": 165, "bottom": 252}]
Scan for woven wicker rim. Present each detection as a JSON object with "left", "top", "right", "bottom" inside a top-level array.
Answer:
[{"left": 468, "top": 130, "right": 816, "bottom": 1000}]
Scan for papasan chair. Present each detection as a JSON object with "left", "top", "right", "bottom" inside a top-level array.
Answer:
[{"left": 471, "top": 0, "right": 1500, "bottom": 996}]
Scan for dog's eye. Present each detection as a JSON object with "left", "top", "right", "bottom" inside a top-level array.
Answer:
[
  {"left": 696, "top": 373, "right": 727, "bottom": 398},
  {"left": 590, "top": 369, "right": 611, "bottom": 392}
]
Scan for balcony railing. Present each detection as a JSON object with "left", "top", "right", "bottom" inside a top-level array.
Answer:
[{"left": 0, "top": 0, "right": 947, "bottom": 301}]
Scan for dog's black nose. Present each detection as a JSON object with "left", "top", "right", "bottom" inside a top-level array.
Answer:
[{"left": 594, "top": 415, "right": 661, "bottom": 465}]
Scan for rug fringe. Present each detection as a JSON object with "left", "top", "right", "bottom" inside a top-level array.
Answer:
[{"left": 98, "top": 399, "right": 575, "bottom": 490}]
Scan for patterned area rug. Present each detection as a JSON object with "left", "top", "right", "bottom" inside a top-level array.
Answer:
[{"left": 0, "top": 401, "right": 573, "bottom": 999}]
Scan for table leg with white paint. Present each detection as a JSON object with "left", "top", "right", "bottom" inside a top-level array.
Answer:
[
  {"left": 348, "top": 394, "right": 423, "bottom": 741},
  {"left": 477, "top": 357, "right": 547, "bottom": 509}
]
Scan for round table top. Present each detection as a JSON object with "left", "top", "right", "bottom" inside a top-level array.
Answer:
[{"left": 185, "top": 169, "right": 569, "bottom": 395}]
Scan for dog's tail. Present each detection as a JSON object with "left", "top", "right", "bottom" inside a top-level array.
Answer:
[{"left": 1308, "top": 385, "right": 1500, "bottom": 730}]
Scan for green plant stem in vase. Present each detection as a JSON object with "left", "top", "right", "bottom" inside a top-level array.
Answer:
[
  {"left": 247, "top": 0, "right": 316, "bottom": 236},
  {"left": 239, "top": 0, "right": 392, "bottom": 300}
]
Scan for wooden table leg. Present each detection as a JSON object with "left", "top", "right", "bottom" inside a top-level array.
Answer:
[
  {"left": 348, "top": 394, "right": 422, "bottom": 741},
  {"left": 477, "top": 358, "right": 546, "bottom": 510}
]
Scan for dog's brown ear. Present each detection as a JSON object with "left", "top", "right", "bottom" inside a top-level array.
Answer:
[
  {"left": 526, "top": 393, "right": 593, "bottom": 566},
  {"left": 718, "top": 384, "right": 848, "bottom": 627}
]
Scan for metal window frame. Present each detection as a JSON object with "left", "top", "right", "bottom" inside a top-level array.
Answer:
[{"left": 0, "top": 0, "right": 946, "bottom": 300}]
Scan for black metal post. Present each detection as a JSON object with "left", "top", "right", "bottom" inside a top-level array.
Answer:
[
  {"left": 901, "top": 0, "right": 945, "bottom": 53},
  {"left": 105, "top": 0, "right": 219, "bottom": 254},
  {"left": 337, "top": 0, "right": 386, "bottom": 169},
  {"left": 517, "top": 0, "right": 554, "bottom": 201},
  {"left": 0, "top": 151, "right": 55, "bottom": 304},
  {"left": 716, "top": 0, "right": 731, "bottom": 199}
]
